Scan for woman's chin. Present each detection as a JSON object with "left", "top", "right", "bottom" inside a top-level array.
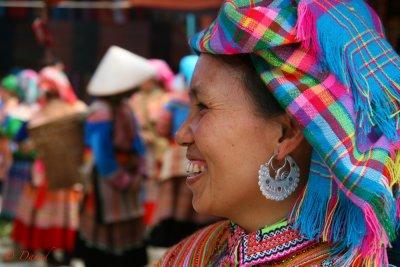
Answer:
[{"left": 192, "top": 195, "right": 212, "bottom": 215}]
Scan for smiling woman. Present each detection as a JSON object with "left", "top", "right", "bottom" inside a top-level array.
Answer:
[
  {"left": 156, "top": 0, "right": 400, "bottom": 266},
  {"left": 176, "top": 54, "right": 311, "bottom": 231}
]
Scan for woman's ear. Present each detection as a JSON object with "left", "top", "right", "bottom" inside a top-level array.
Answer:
[{"left": 275, "top": 115, "right": 304, "bottom": 161}]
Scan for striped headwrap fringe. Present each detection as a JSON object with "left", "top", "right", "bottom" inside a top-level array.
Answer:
[
  {"left": 390, "top": 151, "right": 400, "bottom": 226},
  {"left": 190, "top": 0, "right": 400, "bottom": 265}
]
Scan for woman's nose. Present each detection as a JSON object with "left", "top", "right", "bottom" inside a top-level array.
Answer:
[{"left": 175, "top": 118, "right": 194, "bottom": 147}]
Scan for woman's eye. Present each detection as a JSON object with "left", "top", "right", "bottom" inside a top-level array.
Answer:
[{"left": 196, "top": 102, "right": 208, "bottom": 111}]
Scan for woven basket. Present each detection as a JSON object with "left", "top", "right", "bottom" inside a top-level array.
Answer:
[{"left": 29, "top": 113, "right": 86, "bottom": 190}]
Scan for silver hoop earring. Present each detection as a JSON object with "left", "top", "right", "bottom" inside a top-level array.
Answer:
[{"left": 258, "top": 154, "right": 300, "bottom": 201}]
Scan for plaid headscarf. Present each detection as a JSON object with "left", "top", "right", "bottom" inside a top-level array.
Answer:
[{"left": 190, "top": 0, "right": 400, "bottom": 265}]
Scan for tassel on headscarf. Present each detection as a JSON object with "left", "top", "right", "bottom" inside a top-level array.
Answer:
[{"left": 296, "top": 0, "right": 400, "bottom": 142}]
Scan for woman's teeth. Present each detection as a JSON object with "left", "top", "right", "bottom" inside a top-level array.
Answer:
[{"left": 186, "top": 162, "right": 206, "bottom": 175}]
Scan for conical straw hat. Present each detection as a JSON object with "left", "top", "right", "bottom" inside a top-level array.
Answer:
[{"left": 88, "top": 46, "right": 156, "bottom": 96}]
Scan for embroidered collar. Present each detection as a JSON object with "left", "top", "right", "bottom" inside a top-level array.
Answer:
[{"left": 227, "top": 220, "right": 317, "bottom": 266}]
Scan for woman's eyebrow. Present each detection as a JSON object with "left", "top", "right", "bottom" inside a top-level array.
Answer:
[{"left": 189, "top": 86, "right": 201, "bottom": 100}]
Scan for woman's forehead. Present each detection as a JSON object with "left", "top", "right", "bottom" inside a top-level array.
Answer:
[
  {"left": 189, "top": 56, "right": 217, "bottom": 98},
  {"left": 190, "top": 55, "right": 242, "bottom": 97}
]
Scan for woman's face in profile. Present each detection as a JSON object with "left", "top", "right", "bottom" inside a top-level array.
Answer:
[{"left": 175, "top": 54, "right": 283, "bottom": 218}]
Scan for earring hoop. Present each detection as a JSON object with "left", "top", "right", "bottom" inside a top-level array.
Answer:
[{"left": 258, "top": 154, "right": 300, "bottom": 201}]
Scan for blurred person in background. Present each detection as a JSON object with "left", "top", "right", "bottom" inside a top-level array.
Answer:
[
  {"left": 132, "top": 59, "right": 171, "bottom": 178},
  {"left": 75, "top": 46, "right": 152, "bottom": 267},
  {"left": 130, "top": 59, "right": 170, "bottom": 226},
  {"left": 8, "top": 62, "right": 86, "bottom": 265},
  {"left": 0, "top": 72, "right": 39, "bottom": 221},
  {"left": 147, "top": 55, "right": 215, "bottom": 261}
]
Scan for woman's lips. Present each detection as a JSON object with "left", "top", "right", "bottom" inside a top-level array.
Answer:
[{"left": 186, "top": 160, "right": 207, "bottom": 186}]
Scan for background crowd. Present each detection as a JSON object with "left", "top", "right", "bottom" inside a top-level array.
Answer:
[{"left": 0, "top": 46, "right": 213, "bottom": 267}]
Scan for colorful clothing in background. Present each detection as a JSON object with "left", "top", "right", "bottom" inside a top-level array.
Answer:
[
  {"left": 157, "top": 55, "right": 197, "bottom": 183},
  {"left": 12, "top": 160, "right": 81, "bottom": 251},
  {"left": 12, "top": 67, "right": 84, "bottom": 252},
  {"left": 131, "top": 87, "right": 169, "bottom": 179},
  {"left": 0, "top": 116, "right": 33, "bottom": 220},
  {"left": 130, "top": 86, "right": 168, "bottom": 226},
  {"left": 76, "top": 100, "right": 147, "bottom": 267},
  {"left": 148, "top": 90, "right": 201, "bottom": 248},
  {"left": 149, "top": 55, "right": 214, "bottom": 249},
  {"left": 0, "top": 71, "right": 39, "bottom": 220},
  {"left": 158, "top": 93, "right": 189, "bottom": 182},
  {"left": 12, "top": 101, "right": 84, "bottom": 252}
]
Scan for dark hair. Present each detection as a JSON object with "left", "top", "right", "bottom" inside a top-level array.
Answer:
[
  {"left": 98, "top": 90, "right": 134, "bottom": 107},
  {"left": 216, "top": 54, "right": 284, "bottom": 119},
  {"left": 39, "top": 56, "right": 63, "bottom": 69},
  {"left": 44, "top": 90, "right": 60, "bottom": 100}
]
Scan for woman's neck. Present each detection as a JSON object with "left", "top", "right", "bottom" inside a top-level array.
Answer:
[{"left": 227, "top": 193, "right": 298, "bottom": 233}]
